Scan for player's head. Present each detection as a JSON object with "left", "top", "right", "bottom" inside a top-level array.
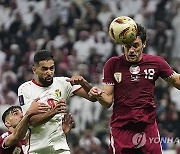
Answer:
[
  {"left": 32, "top": 50, "right": 55, "bottom": 87},
  {"left": 123, "top": 24, "right": 147, "bottom": 62},
  {"left": 2, "top": 106, "right": 23, "bottom": 129}
]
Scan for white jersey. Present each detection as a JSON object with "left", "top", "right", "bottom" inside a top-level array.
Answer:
[{"left": 18, "top": 77, "right": 81, "bottom": 153}]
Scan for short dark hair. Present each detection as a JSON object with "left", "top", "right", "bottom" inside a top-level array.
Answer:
[
  {"left": 136, "top": 24, "right": 147, "bottom": 44},
  {"left": 2, "top": 106, "right": 22, "bottom": 124},
  {"left": 34, "top": 50, "right": 54, "bottom": 65}
]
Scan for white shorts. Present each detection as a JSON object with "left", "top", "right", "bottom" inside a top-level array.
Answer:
[{"left": 29, "top": 146, "right": 70, "bottom": 154}]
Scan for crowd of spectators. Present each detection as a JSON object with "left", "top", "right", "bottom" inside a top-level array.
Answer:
[{"left": 0, "top": 0, "right": 180, "bottom": 153}]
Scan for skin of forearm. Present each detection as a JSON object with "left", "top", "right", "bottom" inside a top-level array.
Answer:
[
  {"left": 175, "top": 74, "right": 180, "bottom": 89},
  {"left": 96, "top": 93, "right": 113, "bottom": 108},
  {"left": 29, "top": 110, "right": 56, "bottom": 127},
  {"left": 81, "top": 81, "right": 97, "bottom": 102},
  {"left": 13, "top": 114, "right": 30, "bottom": 139},
  {"left": 5, "top": 114, "right": 30, "bottom": 146},
  {"left": 166, "top": 73, "right": 180, "bottom": 90}
]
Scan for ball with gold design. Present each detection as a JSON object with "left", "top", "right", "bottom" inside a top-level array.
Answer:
[{"left": 109, "top": 16, "right": 137, "bottom": 45}]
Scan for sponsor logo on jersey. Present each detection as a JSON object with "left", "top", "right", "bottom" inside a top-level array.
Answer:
[{"left": 114, "top": 72, "right": 122, "bottom": 83}]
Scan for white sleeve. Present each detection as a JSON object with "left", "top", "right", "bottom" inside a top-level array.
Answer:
[
  {"left": 60, "top": 77, "right": 81, "bottom": 98},
  {"left": 18, "top": 84, "right": 33, "bottom": 115}
]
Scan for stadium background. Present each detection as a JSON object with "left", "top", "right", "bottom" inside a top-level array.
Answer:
[{"left": 0, "top": 0, "right": 180, "bottom": 153}]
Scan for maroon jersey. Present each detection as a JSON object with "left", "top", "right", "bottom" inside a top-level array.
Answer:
[
  {"left": 103, "top": 53, "right": 174, "bottom": 128},
  {"left": 0, "top": 131, "right": 25, "bottom": 154}
]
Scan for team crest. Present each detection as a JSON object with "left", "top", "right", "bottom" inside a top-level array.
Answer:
[
  {"left": 54, "top": 89, "right": 61, "bottom": 101},
  {"left": 114, "top": 72, "right": 122, "bottom": 83},
  {"left": 129, "top": 65, "right": 140, "bottom": 74},
  {"left": 54, "top": 89, "right": 61, "bottom": 97},
  {"left": 129, "top": 65, "right": 140, "bottom": 81}
]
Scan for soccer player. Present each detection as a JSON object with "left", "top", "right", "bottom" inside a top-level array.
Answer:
[
  {"left": 88, "top": 24, "right": 180, "bottom": 154},
  {"left": 0, "top": 99, "right": 50, "bottom": 154},
  {"left": 18, "top": 50, "right": 95, "bottom": 154}
]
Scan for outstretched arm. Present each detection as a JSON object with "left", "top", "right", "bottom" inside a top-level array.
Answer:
[
  {"left": 66, "top": 75, "right": 97, "bottom": 102},
  {"left": 88, "top": 84, "right": 114, "bottom": 108},
  {"left": 165, "top": 73, "right": 180, "bottom": 90},
  {"left": 4, "top": 99, "right": 49, "bottom": 147}
]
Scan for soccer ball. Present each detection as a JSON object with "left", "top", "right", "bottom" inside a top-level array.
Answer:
[{"left": 109, "top": 16, "right": 137, "bottom": 45}]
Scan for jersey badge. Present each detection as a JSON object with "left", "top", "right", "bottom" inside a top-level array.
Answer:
[
  {"left": 54, "top": 89, "right": 61, "bottom": 98},
  {"left": 129, "top": 65, "right": 140, "bottom": 82},
  {"left": 114, "top": 72, "right": 122, "bottom": 83},
  {"left": 129, "top": 65, "right": 140, "bottom": 74},
  {"left": 19, "top": 95, "right": 25, "bottom": 106}
]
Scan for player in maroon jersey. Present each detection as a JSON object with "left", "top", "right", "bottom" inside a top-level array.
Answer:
[
  {"left": 0, "top": 99, "right": 71, "bottom": 154},
  {"left": 0, "top": 99, "right": 50, "bottom": 154},
  {"left": 88, "top": 24, "right": 180, "bottom": 153}
]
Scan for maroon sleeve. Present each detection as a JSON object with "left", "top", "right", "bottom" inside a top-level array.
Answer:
[
  {"left": 0, "top": 136, "right": 3, "bottom": 148},
  {"left": 0, "top": 132, "right": 9, "bottom": 149},
  {"left": 158, "top": 57, "right": 174, "bottom": 79},
  {"left": 102, "top": 58, "right": 115, "bottom": 85}
]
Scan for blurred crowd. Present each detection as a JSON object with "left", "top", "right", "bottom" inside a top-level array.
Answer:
[{"left": 0, "top": 0, "right": 180, "bottom": 153}]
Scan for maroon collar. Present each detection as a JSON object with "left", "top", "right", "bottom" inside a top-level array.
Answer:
[{"left": 32, "top": 79, "right": 45, "bottom": 87}]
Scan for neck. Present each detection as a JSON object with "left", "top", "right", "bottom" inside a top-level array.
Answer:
[
  {"left": 137, "top": 54, "right": 143, "bottom": 62},
  {"left": 33, "top": 76, "right": 41, "bottom": 84}
]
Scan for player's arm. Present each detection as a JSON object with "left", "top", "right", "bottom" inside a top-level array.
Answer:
[
  {"left": 29, "top": 99, "right": 67, "bottom": 127},
  {"left": 88, "top": 84, "right": 114, "bottom": 108},
  {"left": 66, "top": 75, "right": 97, "bottom": 102},
  {"left": 164, "top": 73, "right": 180, "bottom": 90},
  {"left": 4, "top": 99, "right": 49, "bottom": 147}
]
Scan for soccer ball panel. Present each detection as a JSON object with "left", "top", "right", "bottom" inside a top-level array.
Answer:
[{"left": 109, "top": 16, "right": 137, "bottom": 45}]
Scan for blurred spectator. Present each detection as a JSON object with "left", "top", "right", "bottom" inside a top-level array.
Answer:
[
  {"left": 172, "top": 1, "right": 180, "bottom": 58},
  {"left": 79, "top": 127, "right": 102, "bottom": 154},
  {"left": 72, "top": 30, "right": 94, "bottom": 63},
  {"left": 153, "top": 21, "right": 168, "bottom": 56},
  {"left": 7, "top": 44, "right": 22, "bottom": 72}
]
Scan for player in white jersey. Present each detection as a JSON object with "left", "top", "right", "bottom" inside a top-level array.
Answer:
[{"left": 18, "top": 50, "right": 96, "bottom": 154}]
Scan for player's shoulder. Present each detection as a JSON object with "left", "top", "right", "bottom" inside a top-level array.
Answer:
[
  {"left": 108, "top": 55, "right": 123, "bottom": 60},
  {"left": 106, "top": 55, "right": 124, "bottom": 64},
  {"left": 54, "top": 76, "right": 70, "bottom": 82},
  {"left": 18, "top": 80, "right": 32, "bottom": 90},
  {"left": 53, "top": 77, "right": 71, "bottom": 86},
  {"left": 143, "top": 53, "right": 165, "bottom": 61}
]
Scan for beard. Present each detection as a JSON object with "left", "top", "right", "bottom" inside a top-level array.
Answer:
[{"left": 39, "top": 76, "right": 53, "bottom": 87}]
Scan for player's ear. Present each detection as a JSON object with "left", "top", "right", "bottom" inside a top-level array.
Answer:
[{"left": 32, "top": 65, "right": 36, "bottom": 74}]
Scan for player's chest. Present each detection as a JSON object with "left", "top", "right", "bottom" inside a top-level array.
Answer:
[
  {"left": 31, "top": 85, "right": 67, "bottom": 101},
  {"left": 113, "top": 64, "right": 158, "bottom": 84}
]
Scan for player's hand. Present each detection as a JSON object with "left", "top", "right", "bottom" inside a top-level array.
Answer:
[
  {"left": 62, "top": 113, "right": 74, "bottom": 135},
  {"left": 27, "top": 98, "right": 50, "bottom": 116},
  {"left": 88, "top": 87, "right": 102, "bottom": 98},
  {"left": 52, "top": 98, "right": 67, "bottom": 114},
  {"left": 66, "top": 75, "right": 86, "bottom": 86}
]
